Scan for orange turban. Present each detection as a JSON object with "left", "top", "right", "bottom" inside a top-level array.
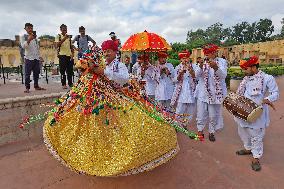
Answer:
[{"left": 239, "top": 56, "right": 259, "bottom": 69}]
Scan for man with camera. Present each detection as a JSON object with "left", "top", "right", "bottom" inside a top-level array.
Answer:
[
  {"left": 72, "top": 26, "right": 96, "bottom": 59},
  {"left": 55, "top": 24, "right": 74, "bottom": 89},
  {"left": 20, "top": 23, "right": 45, "bottom": 93}
]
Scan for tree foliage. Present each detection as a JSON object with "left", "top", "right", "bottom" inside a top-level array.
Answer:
[{"left": 169, "top": 18, "right": 281, "bottom": 59}]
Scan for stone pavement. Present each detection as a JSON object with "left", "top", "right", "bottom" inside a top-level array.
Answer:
[
  {"left": 0, "top": 76, "right": 284, "bottom": 189},
  {"left": 0, "top": 74, "right": 78, "bottom": 99}
]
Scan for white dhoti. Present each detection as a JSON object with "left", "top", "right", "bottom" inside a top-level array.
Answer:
[
  {"left": 175, "top": 102, "right": 196, "bottom": 127},
  {"left": 196, "top": 100, "right": 223, "bottom": 133},
  {"left": 238, "top": 126, "right": 265, "bottom": 159}
]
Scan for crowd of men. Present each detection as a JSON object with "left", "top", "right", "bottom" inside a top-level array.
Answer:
[
  {"left": 124, "top": 44, "right": 279, "bottom": 172},
  {"left": 19, "top": 22, "right": 279, "bottom": 172},
  {"left": 20, "top": 23, "right": 120, "bottom": 91}
]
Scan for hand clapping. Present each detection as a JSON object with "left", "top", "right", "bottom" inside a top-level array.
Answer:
[{"left": 209, "top": 60, "right": 218, "bottom": 71}]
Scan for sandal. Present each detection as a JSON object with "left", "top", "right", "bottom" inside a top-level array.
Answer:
[
  {"left": 198, "top": 131, "right": 204, "bottom": 138},
  {"left": 251, "top": 159, "right": 261, "bottom": 171},
  {"left": 236, "top": 149, "right": 252, "bottom": 155}
]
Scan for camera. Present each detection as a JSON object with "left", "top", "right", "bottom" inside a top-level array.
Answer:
[{"left": 32, "top": 31, "right": 37, "bottom": 36}]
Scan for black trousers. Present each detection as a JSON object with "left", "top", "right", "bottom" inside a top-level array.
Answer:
[{"left": 58, "top": 55, "right": 74, "bottom": 86}]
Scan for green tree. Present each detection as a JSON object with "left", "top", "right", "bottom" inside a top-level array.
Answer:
[
  {"left": 169, "top": 42, "right": 192, "bottom": 59},
  {"left": 205, "top": 22, "right": 224, "bottom": 45},
  {"left": 231, "top": 22, "right": 253, "bottom": 44},
  {"left": 186, "top": 29, "right": 207, "bottom": 48},
  {"left": 280, "top": 18, "right": 284, "bottom": 37},
  {"left": 255, "top": 18, "right": 274, "bottom": 42},
  {"left": 243, "top": 22, "right": 256, "bottom": 43}
]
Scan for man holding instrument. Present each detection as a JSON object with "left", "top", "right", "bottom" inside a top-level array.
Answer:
[
  {"left": 171, "top": 50, "right": 197, "bottom": 130},
  {"left": 195, "top": 44, "right": 228, "bottom": 141},
  {"left": 235, "top": 56, "right": 279, "bottom": 171}
]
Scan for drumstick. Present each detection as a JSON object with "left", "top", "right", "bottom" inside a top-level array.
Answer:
[
  {"left": 267, "top": 102, "right": 276, "bottom": 111},
  {"left": 263, "top": 100, "right": 276, "bottom": 111}
]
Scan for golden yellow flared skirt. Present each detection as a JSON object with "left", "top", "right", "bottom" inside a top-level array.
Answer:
[{"left": 43, "top": 103, "right": 179, "bottom": 176}]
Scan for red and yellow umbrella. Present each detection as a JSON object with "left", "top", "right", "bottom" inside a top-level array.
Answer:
[{"left": 121, "top": 30, "right": 171, "bottom": 52}]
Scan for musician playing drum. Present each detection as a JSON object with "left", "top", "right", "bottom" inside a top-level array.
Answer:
[{"left": 235, "top": 56, "right": 279, "bottom": 171}]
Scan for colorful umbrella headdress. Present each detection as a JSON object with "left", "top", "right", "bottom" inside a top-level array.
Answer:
[{"left": 121, "top": 30, "right": 171, "bottom": 52}]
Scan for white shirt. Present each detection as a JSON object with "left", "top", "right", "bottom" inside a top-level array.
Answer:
[
  {"left": 137, "top": 65, "right": 156, "bottom": 96},
  {"left": 195, "top": 58, "right": 227, "bottom": 104},
  {"left": 174, "top": 63, "right": 198, "bottom": 103},
  {"left": 234, "top": 71, "right": 279, "bottom": 129},
  {"left": 153, "top": 63, "right": 175, "bottom": 101},
  {"left": 132, "top": 62, "right": 141, "bottom": 76},
  {"left": 104, "top": 58, "right": 129, "bottom": 86},
  {"left": 20, "top": 34, "right": 40, "bottom": 60}
]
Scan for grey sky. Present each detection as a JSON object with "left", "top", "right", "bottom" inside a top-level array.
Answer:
[{"left": 0, "top": 0, "right": 283, "bottom": 45}]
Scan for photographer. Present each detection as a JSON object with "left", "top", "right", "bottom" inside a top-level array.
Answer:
[
  {"left": 55, "top": 24, "right": 74, "bottom": 89},
  {"left": 20, "top": 23, "right": 45, "bottom": 93}
]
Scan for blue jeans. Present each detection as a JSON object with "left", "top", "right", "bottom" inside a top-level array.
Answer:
[{"left": 24, "top": 59, "right": 40, "bottom": 89}]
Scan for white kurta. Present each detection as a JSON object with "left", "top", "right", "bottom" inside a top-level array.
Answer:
[
  {"left": 235, "top": 71, "right": 279, "bottom": 159},
  {"left": 195, "top": 58, "right": 227, "bottom": 104},
  {"left": 137, "top": 65, "right": 156, "bottom": 96},
  {"left": 132, "top": 62, "right": 141, "bottom": 76},
  {"left": 154, "top": 63, "right": 175, "bottom": 101},
  {"left": 173, "top": 63, "right": 197, "bottom": 126},
  {"left": 104, "top": 58, "right": 129, "bottom": 86},
  {"left": 173, "top": 63, "right": 198, "bottom": 104},
  {"left": 195, "top": 58, "right": 228, "bottom": 133}
]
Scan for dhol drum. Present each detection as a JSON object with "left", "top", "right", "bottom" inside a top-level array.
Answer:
[{"left": 223, "top": 92, "right": 263, "bottom": 123}]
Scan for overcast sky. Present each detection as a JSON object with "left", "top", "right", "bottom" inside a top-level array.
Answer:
[{"left": 1, "top": 0, "right": 283, "bottom": 45}]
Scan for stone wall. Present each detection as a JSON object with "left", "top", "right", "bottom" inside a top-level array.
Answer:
[
  {"left": 0, "top": 37, "right": 60, "bottom": 67},
  {"left": 191, "top": 39, "right": 284, "bottom": 65},
  {"left": 0, "top": 92, "right": 65, "bottom": 146}
]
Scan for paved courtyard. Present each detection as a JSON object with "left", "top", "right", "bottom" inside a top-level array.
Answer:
[{"left": 0, "top": 76, "right": 283, "bottom": 189}]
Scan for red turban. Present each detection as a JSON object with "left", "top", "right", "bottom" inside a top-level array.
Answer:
[
  {"left": 157, "top": 52, "right": 168, "bottom": 58},
  {"left": 101, "top": 40, "right": 118, "bottom": 51},
  {"left": 138, "top": 54, "right": 150, "bottom": 61},
  {"left": 178, "top": 50, "right": 191, "bottom": 59},
  {"left": 239, "top": 56, "right": 259, "bottom": 69},
  {"left": 203, "top": 44, "right": 219, "bottom": 55}
]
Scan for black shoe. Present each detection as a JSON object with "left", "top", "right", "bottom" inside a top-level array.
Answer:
[
  {"left": 251, "top": 159, "right": 261, "bottom": 171},
  {"left": 209, "top": 133, "right": 216, "bottom": 142}
]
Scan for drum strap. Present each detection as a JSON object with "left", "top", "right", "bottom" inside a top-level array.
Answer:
[{"left": 237, "top": 70, "right": 265, "bottom": 96}]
